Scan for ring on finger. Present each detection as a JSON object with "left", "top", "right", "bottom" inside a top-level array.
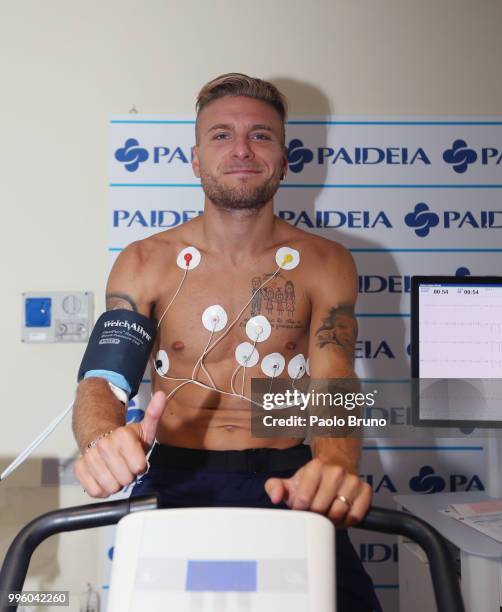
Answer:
[{"left": 336, "top": 494, "right": 352, "bottom": 508}]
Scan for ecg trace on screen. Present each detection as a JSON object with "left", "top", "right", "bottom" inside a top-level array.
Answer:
[{"left": 419, "top": 285, "right": 502, "bottom": 379}]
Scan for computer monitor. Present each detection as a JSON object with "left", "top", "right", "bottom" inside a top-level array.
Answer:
[{"left": 411, "top": 276, "right": 502, "bottom": 428}]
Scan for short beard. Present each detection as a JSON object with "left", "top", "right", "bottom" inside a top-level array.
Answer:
[{"left": 200, "top": 170, "right": 282, "bottom": 214}]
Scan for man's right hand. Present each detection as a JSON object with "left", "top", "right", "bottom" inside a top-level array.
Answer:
[{"left": 74, "top": 391, "right": 166, "bottom": 498}]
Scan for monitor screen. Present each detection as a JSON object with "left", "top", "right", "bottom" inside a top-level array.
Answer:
[{"left": 411, "top": 276, "right": 502, "bottom": 427}]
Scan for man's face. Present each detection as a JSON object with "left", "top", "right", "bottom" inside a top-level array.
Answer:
[{"left": 192, "top": 96, "right": 287, "bottom": 213}]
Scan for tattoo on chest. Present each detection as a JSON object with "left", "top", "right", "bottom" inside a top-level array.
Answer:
[
  {"left": 242, "top": 272, "right": 302, "bottom": 330},
  {"left": 315, "top": 305, "right": 358, "bottom": 357}
]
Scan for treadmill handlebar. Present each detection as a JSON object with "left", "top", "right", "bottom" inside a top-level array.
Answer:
[
  {"left": 358, "top": 506, "right": 464, "bottom": 612},
  {"left": 0, "top": 499, "right": 464, "bottom": 612},
  {"left": 0, "top": 496, "right": 159, "bottom": 612}
]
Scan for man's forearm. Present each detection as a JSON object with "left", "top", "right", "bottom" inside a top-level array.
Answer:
[
  {"left": 310, "top": 437, "right": 361, "bottom": 474},
  {"left": 72, "top": 378, "right": 127, "bottom": 453},
  {"left": 305, "top": 374, "right": 362, "bottom": 474}
]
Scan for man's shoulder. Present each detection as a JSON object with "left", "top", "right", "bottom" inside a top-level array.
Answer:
[
  {"left": 121, "top": 219, "right": 198, "bottom": 267},
  {"left": 275, "top": 220, "right": 357, "bottom": 304},
  {"left": 109, "top": 222, "right": 200, "bottom": 308},
  {"left": 275, "top": 218, "right": 351, "bottom": 266}
]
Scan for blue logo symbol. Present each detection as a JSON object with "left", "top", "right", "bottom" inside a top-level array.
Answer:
[
  {"left": 409, "top": 466, "right": 446, "bottom": 494},
  {"left": 115, "top": 138, "right": 149, "bottom": 172},
  {"left": 404, "top": 203, "right": 440, "bottom": 237},
  {"left": 455, "top": 266, "right": 471, "bottom": 277},
  {"left": 287, "top": 139, "right": 314, "bottom": 173},
  {"left": 443, "top": 139, "right": 477, "bottom": 173}
]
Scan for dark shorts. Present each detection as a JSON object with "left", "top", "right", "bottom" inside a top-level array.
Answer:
[{"left": 130, "top": 443, "right": 382, "bottom": 612}]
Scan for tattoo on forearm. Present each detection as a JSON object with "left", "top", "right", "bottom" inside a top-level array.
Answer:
[
  {"left": 106, "top": 293, "right": 138, "bottom": 312},
  {"left": 315, "top": 305, "right": 358, "bottom": 358}
]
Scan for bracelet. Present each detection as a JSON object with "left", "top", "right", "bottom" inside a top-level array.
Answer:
[{"left": 86, "top": 430, "right": 114, "bottom": 451}]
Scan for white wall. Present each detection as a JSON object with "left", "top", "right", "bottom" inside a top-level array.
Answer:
[{"left": 1, "top": 0, "right": 501, "bottom": 608}]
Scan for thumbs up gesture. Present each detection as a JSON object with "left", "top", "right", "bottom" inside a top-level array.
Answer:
[
  {"left": 74, "top": 391, "right": 166, "bottom": 498},
  {"left": 129, "top": 391, "right": 167, "bottom": 451}
]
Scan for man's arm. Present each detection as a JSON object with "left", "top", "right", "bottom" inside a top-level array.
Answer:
[
  {"left": 72, "top": 378, "right": 127, "bottom": 454},
  {"left": 306, "top": 242, "right": 361, "bottom": 473},
  {"left": 72, "top": 242, "right": 166, "bottom": 497},
  {"left": 265, "top": 241, "right": 372, "bottom": 526},
  {"left": 72, "top": 241, "right": 153, "bottom": 450}
]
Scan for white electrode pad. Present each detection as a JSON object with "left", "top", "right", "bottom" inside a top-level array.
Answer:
[
  {"left": 235, "top": 342, "right": 260, "bottom": 367},
  {"left": 275, "top": 247, "right": 300, "bottom": 270},
  {"left": 155, "top": 350, "right": 170, "bottom": 375},
  {"left": 261, "top": 353, "right": 285, "bottom": 377},
  {"left": 246, "top": 315, "right": 271, "bottom": 342},
  {"left": 202, "top": 305, "right": 228, "bottom": 332},
  {"left": 287, "top": 354, "right": 307, "bottom": 379},
  {"left": 177, "top": 246, "right": 201, "bottom": 270}
]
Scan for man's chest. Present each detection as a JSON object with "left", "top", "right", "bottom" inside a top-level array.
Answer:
[{"left": 154, "top": 267, "right": 311, "bottom": 370}]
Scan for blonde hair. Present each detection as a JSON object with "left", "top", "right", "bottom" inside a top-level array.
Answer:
[{"left": 195, "top": 72, "right": 288, "bottom": 143}]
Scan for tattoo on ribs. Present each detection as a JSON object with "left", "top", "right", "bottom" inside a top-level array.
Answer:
[
  {"left": 106, "top": 293, "right": 138, "bottom": 312},
  {"left": 315, "top": 305, "right": 358, "bottom": 355}
]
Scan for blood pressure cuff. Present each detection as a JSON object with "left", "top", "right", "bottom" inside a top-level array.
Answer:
[{"left": 78, "top": 309, "right": 156, "bottom": 399}]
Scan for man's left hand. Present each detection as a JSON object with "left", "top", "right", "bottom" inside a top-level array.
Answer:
[{"left": 265, "top": 457, "right": 372, "bottom": 528}]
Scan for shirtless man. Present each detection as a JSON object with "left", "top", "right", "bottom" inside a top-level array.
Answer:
[{"left": 72, "top": 74, "right": 380, "bottom": 612}]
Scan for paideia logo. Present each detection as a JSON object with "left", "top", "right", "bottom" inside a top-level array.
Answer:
[
  {"left": 114, "top": 139, "right": 191, "bottom": 171},
  {"left": 404, "top": 203, "right": 440, "bottom": 237},
  {"left": 442, "top": 139, "right": 477, "bottom": 174},
  {"left": 113, "top": 137, "right": 501, "bottom": 174},
  {"left": 113, "top": 201, "right": 501, "bottom": 236},
  {"left": 409, "top": 466, "right": 484, "bottom": 494},
  {"left": 115, "top": 139, "right": 149, "bottom": 172},
  {"left": 361, "top": 466, "right": 484, "bottom": 494},
  {"left": 287, "top": 139, "right": 314, "bottom": 173},
  {"left": 442, "top": 139, "right": 502, "bottom": 173},
  {"left": 286, "top": 137, "right": 501, "bottom": 174},
  {"left": 404, "top": 203, "right": 502, "bottom": 237},
  {"left": 287, "top": 138, "right": 430, "bottom": 173}
]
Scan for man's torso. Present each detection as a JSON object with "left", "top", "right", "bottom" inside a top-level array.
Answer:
[{"left": 136, "top": 216, "right": 336, "bottom": 450}]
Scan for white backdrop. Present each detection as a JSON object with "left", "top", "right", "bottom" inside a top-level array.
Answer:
[{"left": 105, "top": 115, "right": 501, "bottom": 609}]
